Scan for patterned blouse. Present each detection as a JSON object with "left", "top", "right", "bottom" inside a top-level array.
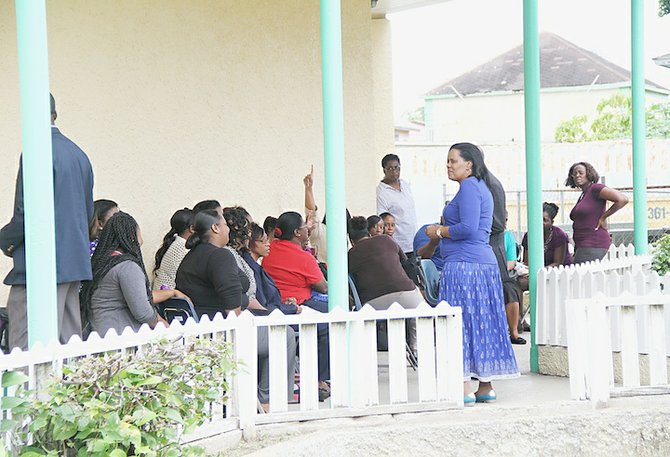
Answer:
[
  {"left": 224, "top": 246, "right": 257, "bottom": 301},
  {"left": 152, "top": 235, "right": 189, "bottom": 290}
]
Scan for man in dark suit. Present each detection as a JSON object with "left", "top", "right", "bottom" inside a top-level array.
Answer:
[{"left": 0, "top": 94, "right": 94, "bottom": 350}]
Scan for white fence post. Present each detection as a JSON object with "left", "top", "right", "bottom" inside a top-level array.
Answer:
[
  {"left": 362, "top": 305, "right": 380, "bottom": 406},
  {"left": 648, "top": 303, "right": 668, "bottom": 386},
  {"left": 586, "top": 298, "right": 610, "bottom": 408},
  {"left": 416, "top": 303, "right": 437, "bottom": 403},
  {"left": 235, "top": 312, "right": 257, "bottom": 437},
  {"left": 328, "top": 308, "right": 350, "bottom": 408},
  {"left": 267, "top": 314, "right": 288, "bottom": 413},
  {"left": 387, "top": 303, "right": 409, "bottom": 404},
  {"left": 566, "top": 296, "right": 588, "bottom": 400},
  {"left": 620, "top": 305, "right": 641, "bottom": 388},
  {"left": 536, "top": 268, "right": 547, "bottom": 344},
  {"left": 298, "top": 321, "right": 319, "bottom": 411},
  {"left": 440, "top": 302, "right": 463, "bottom": 406}
]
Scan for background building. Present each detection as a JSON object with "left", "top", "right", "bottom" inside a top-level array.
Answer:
[{"left": 423, "top": 33, "right": 670, "bottom": 143}]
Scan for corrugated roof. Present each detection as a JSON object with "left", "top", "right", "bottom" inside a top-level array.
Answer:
[
  {"left": 426, "top": 33, "right": 667, "bottom": 97},
  {"left": 654, "top": 53, "right": 670, "bottom": 68}
]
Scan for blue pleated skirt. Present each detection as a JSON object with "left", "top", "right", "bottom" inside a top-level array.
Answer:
[{"left": 439, "top": 261, "right": 520, "bottom": 382}]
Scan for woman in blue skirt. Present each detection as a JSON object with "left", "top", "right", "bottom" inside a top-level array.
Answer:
[{"left": 426, "top": 143, "right": 519, "bottom": 405}]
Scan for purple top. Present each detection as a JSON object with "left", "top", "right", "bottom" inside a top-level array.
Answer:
[
  {"left": 439, "top": 177, "right": 496, "bottom": 265},
  {"left": 569, "top": 183, "right": 611, "bottom": 249},
  {"left": 522, "top": 226, "right": 573, "bottom": 267}
]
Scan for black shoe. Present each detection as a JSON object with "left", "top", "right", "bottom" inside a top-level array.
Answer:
[{"left": 510, "top": 336, "right": 527, "bottom": 345}]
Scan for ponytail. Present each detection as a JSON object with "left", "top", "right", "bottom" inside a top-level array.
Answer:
[
  {"left": 185, "top": 233, "right": 201, "bottom": 250},
  {"left": 187, "top": 209, "right": 221, "bottom": 249},
  {"left": 153, "top": 208, "right": 194, "bottom": 273},
  {"left": 153, "top": 228, "right": 178, "bottom": 273}
]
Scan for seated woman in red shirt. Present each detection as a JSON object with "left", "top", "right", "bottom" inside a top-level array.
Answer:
[
  {"left": 263, "top": 211, "right": 328, "bottom": 313},
  {"left": 262, "top": 211, "right": 331, "bottom": 393}
]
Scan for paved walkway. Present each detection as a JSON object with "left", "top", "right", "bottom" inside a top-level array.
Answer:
[
  {"left": 372, "top": 330, "right": 570, "bottom": 406},
  {"left": 216, "top": 331, "right": 670, "bottom": 456}
]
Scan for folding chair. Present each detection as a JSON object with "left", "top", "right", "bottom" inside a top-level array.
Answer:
[
  {"left": 417, "top": 258, "right": 440, "bottom": 306},
  {"left": 156, "top": 297, "right": 199, "bottom": 324},
  {"left": 348, "top": 274, "right": 417, "bottom": 370}
]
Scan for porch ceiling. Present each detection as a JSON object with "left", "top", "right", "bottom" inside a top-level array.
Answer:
[{"left": 371, "top": 0, "right": 452, "bottom": 14}]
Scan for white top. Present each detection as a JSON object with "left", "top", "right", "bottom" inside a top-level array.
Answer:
[
  {"left": 376, "top": 178, "right": 417, "bottom": 253},
  {"left": 306, "top": 207, "right": 328, "bottom": 263},
  {"left": 306, "top": 207, "right": 351, "bottom": 264},
  {"left": 152, "top": 235, "right": 188, "bottom": 290}
]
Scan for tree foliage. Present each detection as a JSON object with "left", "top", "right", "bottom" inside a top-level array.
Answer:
[
  {"left": 660, "top": 0, "right": 670, "bottom": 16},
  {"left": 555, "top": 94, "right": 670, "bottom": 142},
  {"left": 2, "top": 337, "right": 237, "bottom": 456}
]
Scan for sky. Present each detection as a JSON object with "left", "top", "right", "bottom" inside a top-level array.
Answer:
[{"left": 388, "top": 0, "right": 670, "bottom": 119}]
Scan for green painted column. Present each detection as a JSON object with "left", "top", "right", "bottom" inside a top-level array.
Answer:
[
  {"left": 320, "top": 0, "right": 348, "bottom": 311},
  {"left": 631, "top": 0, "right": 647, "bottom": 254},
  {"left": 15, "top": 0, "right": 58, "bottom": 348},
  {"left": 523, "top": 0, "right": 542, "bottom": 373}
]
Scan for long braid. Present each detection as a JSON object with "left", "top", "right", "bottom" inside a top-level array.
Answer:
[{"left": 80, "top": 212, "right": 152, "bottom": 325}]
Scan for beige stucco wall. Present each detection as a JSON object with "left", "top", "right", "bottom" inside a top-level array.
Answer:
[
  {"left": 428, "top": 88, "right": 669, "bottom": 144},
  {"left": 371, "top": 18, "right": 395, "bottom": 161},
  {"left": 0, "top": 0, "right": 393, "bottom": 303}
]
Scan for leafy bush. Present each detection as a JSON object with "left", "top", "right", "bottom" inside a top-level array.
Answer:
[
  {"left": 651, "top": 234, "right": 670, "bottom": 277},
  {"left": 2, "top": 337, "right": 237, "bottom": 457}
]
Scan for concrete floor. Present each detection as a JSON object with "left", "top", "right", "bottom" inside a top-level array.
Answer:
[
  {"left": 211, "top": 331, "right": 670, "bottom": 456},
  {"left": 371, "top": 329, "right": 570, "bottom": 407}
]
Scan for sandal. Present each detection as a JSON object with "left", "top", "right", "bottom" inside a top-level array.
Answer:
[{"left": 510, "top": 336, "right": 526, "bottom": 345}]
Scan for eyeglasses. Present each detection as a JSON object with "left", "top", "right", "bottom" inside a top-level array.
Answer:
[
  {"left": 252, "top": 236, "right": 269, "bottom": 244},
  {"left": 384, "top": 165, "right": 401, "bottom": 172}
]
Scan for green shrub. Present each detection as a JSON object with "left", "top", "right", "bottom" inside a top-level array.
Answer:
[
  {"left": 2, "top": 336, "right": 237, "bottom": 457},
  {"left": 651, "top": 234, "right": 670, "bottom": 277}
]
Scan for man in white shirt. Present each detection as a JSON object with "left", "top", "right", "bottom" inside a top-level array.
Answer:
[{"left": 376, "top": 154, "right": 418, "bottom": 282}]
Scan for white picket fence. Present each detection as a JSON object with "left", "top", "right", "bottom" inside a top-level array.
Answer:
[
  {"left": 603, "top": 243, "right": 637, "bottom": 261},
  {"left": 566, "top": 292, "right": 670, "bottom": 407},
  {"left": 536, "top": 245, "right": 656, "bottom": 350},
  {"left": 0, "top": 301, "right": 463, "bottom": 447}
]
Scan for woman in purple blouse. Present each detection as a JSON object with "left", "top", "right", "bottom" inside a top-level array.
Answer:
[
  {"left": 521, "top": 202, "right": 573, "bottom": 268},
  {"left": 565, "top": 162, "right": 628, "bottom": 264},
  {"left": 425, "top": 143, "right": 519, "bottom": 405}
]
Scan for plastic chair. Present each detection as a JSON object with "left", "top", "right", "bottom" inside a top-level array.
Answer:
[
  {"left": 157, "top": 297, "right": 199, "bottom": 324},
  {"left": 348, "top": 274, "right": 417, "bottom": 370},
  {"left": 348, "top": 274, "right": 363, "bottom": 311},
  {"left": 418, "top": 258, "right": 440, "bottom": 306}
]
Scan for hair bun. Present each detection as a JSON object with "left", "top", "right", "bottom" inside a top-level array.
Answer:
[
  {"left": 349, "top": 216, "right": 368, "bottom": 231},
  {"left": 274, "top": 227, "right": 283, "bottom": 237}
]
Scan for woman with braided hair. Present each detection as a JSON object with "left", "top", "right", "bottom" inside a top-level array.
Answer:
[
  {"left": 80, "top": 212, "right": 172, "bottom": 336},
  {"left": 152, "top": 208, "right": 194, "bottom": 290}
]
